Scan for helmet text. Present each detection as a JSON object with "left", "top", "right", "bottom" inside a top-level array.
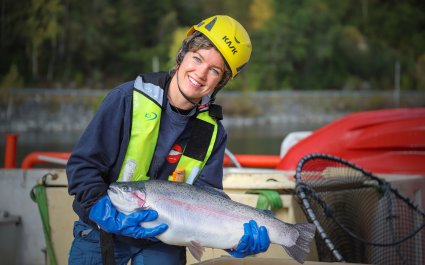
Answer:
[{"left": 222, "top": 36, "right": 238, "bottom": 55}]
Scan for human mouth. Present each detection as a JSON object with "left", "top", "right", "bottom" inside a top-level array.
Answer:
[{"left": 188, "top": 76, "right": 203, "bottom": 88}]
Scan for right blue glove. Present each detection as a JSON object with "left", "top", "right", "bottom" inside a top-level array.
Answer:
[
  {"left": 89, "top": 195, "right": 168, "bottom": 239},
  {"left": 226, "top": 220, "right": 270, "bottom": 258}
]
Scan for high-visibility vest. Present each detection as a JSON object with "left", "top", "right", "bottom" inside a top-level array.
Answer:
[{"left": 118, "top": 76, "right": 218, "bottom": 184}]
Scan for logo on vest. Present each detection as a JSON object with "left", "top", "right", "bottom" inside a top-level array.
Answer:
[
  {"left": 167, "top": 144, "right": 182, "bottom": 163},
  {"left": 145, "top": 112, "right": 158, "bottom": 120}
]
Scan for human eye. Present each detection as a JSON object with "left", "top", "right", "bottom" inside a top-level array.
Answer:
[
  {"left": 192, "top": 56, "right": 201, "bottom": 64},
  {"left": 210, "top": 68, "right": 220, "bottom": 76}
]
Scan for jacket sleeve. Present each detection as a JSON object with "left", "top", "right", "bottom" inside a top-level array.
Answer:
[
  {"left": 194, "top": 123, "right": 227, "bottom": 190},
  {"left": 66, "top": 87, "right": 130, "bottom": 223}
]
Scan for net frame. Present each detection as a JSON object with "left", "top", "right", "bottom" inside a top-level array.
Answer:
[{"left": 294, "top": 153, "right": 425, "bottom": 264}]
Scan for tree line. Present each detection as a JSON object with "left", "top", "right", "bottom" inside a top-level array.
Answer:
[{"left": 1, "top": 0, "right": 424, "bottom": 91}]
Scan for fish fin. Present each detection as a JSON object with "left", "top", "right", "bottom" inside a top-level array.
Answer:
[
  {"left": 200, "top": 185, "right": 231, "bottom": 199},
  {"left": 283, "top": 223, "right": 316, "bottom": 264},
  {"left": 188, "top": 240, "right": 205, "bottom": 261},
  {"left": 260, "top": 209, "right": 275, "bottom": 216}
]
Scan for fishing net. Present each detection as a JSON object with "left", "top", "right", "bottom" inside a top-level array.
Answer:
[{"left": 294, "top": 153, "right": 425, "bottom": 265}]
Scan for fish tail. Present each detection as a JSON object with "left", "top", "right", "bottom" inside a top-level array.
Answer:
[{"left": 282, "top": 223, "right": 316, "bottom": 264}]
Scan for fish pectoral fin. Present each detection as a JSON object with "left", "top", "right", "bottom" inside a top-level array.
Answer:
[{"left": 188, "top": 240, "right": 205, "bottom": 261}]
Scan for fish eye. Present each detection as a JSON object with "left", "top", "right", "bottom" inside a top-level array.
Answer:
[{"left": 122, "top": 185, "right": 129, "bottom": 192}]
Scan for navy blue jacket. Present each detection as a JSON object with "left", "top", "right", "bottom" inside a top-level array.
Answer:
[{"left": 66, "top": 72, "right": 227, "bottom": 223}]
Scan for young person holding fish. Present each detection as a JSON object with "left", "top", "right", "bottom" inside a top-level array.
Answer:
[{"left": 66, "top": 15, "right": 270, "bottom": 264}]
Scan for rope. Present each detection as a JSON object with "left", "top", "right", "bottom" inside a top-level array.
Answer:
[{"left": 30, "top": 174, "right": 57, "bottom": 265}]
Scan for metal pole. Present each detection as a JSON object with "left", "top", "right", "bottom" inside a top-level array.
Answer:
[
  {"left": 394, "top": 61, "right": 400, "bottom": 107},
  {"left": 4, "top": 133, "right": 18, "bottom": 168}
]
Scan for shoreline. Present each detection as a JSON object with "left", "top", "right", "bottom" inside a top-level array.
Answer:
[{"left": 1, "top": 89, "right": 423, "bottom": 133}]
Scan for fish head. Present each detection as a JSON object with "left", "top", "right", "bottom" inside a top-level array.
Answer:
[{"left": 107, "top": 182, "right": 147, "bottom": 214}]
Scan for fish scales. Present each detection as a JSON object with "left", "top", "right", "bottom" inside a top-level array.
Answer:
[{"left": 108, "top": 179, "right": 315, "bottom": 264}]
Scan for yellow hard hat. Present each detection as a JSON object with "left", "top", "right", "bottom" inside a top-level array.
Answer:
[{"left": 187, "top": 15, "right": 252, "bottom": 78}]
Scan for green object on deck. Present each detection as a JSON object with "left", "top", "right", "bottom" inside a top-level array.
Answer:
[
  {"left": 30, "top": 183, "right": 57, "bottom": 265},
  {"left": 247, "top": 190, "right": 283, "bottom": 210}
]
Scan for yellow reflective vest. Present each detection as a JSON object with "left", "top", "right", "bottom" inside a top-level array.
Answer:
[{"left": 118, "top": 76, "right": 218, "bottom": 184}]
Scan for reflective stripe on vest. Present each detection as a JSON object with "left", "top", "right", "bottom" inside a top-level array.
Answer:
[{"left": 118, "top": 76, "right": 217, "bottom": 182}]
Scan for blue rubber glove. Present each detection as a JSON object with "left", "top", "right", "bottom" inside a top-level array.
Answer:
[
  {"left": 226, "top": 220, "right": 270, "bottom": 258},
  {"left": 89, "top": 196, "right": 168, "bottom": 239}
]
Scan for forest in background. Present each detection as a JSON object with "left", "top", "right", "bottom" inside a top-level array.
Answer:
[{"left": 1, "top": 0, "right": 425, "bottom": 91}]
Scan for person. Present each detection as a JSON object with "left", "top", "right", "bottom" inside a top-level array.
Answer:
[{"left": 66, "top": 15, "right": 270, "bottom": 265}]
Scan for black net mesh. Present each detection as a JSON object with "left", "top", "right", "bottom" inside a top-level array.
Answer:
[{"left": 295, "top": 153, "right": 425, "bottom": 265}]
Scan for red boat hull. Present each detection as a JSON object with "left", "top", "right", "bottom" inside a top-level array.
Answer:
[{"left": 277, "top": 108, "right": 425, "bottom": 176}]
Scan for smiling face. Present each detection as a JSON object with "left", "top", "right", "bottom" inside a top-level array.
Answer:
[{"left": 169, "top": 47, "right": 226, "bottom": 110}]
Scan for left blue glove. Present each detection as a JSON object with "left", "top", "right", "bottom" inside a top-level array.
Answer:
[
  {"left": 226, "top": 220, "right": 270, "bottom": 258},
  {"left": 89, "top": 196, "right": 168, "bottom": 239}
]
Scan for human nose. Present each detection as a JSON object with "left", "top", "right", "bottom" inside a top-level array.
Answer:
[{"left": 196, "top": 64, "right": 208, "bottom": 80}]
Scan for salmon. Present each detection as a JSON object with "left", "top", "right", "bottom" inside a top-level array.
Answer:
[{"left": 108, "top": 180, "right": 315, "bottom": 263}]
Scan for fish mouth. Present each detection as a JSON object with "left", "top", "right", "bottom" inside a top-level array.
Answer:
[
  {"left": 107, "top": 187, "right": 122, "bottom": 202},
  {"left": 108, "top": 187, "right": 119, "bottom": 194},
  {"left": 107, "top": 186, "right": 133, "bottom": 212}
]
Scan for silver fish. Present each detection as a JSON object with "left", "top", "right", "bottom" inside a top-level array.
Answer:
[{"left": 108, "top": 180, "right": 315, "bottom": 263}]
